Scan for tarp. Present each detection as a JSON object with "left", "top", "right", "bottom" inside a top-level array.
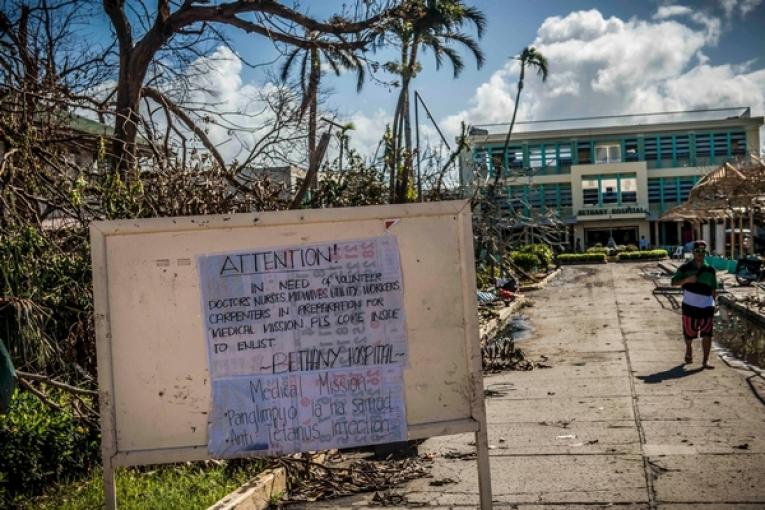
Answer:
[{"left": 0, "top": 340, "right": 16, "bottom": 414}]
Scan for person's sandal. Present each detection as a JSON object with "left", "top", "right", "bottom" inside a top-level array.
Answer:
[
  {"left": 703, "top": 363, "right": 715, "bottom": 369},
  {"left": 684, "top": 354, "right": 693, "bottom": 364}
]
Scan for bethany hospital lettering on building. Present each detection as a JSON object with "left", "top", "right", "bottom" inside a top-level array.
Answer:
[{"left": 460, "top": 107, "right": 763, "bottom": 250}]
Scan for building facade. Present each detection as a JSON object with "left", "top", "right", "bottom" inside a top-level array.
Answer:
[{"left": 461, "top": 108, "right": 763, "bottom": 250}]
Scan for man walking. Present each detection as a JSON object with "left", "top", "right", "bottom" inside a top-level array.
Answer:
[{"left": 671, "top": 240, "right": 717, "bottom": 368}]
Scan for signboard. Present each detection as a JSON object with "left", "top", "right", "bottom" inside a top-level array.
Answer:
[
  {"left": 208, "top": 366, "right": 407, "bottom": 457},
  {"left": 198, "top": 237, "right": 407, "bottom": 379},
  {"left": 576, "top": 206, "right": 649, "bottom": 221},
  {"left": 198, "top": 237, "right": 409, "bottom": 455},
  {"left": 577, "top": 206, "right": 648, "bottom": 216},
  {"left": 91, "top": 200, "right": 491, "bottom": 509}
]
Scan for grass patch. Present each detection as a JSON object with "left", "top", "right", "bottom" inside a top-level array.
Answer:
[{"left": 25, "top": 460, "right": 267, "bottom": 510}]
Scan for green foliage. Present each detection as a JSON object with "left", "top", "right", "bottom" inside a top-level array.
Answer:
[
  {"left": 0, "top": 389, "right": 99, "bottom": 508},
  {"left": 475, "top": 263, "right": 501, "bottom": 289},
  {"left": 624, "top": 244, "right": 639, "bottom": 252},
  {"left": 26, "top": 460, "right": 266, "bottom": 510},
  {"left": 98, "top": 171, "right": 146, "bottom": 220},
  {"left": 510, "top": 251, "right": 538, "bottom": 272},
  {"left": 617, "top": 250, "right": 668, "bottom": 260},
  {"left": 269, "top": 490, "right": 284, "bottom": 506},
  {"left": 0, "top": 225, "right": 94, "bottom": 376},
  {"left": 519, "top": 243, "right": 552, "bottom": 270},
  {"left": 313, "top": 149, "right": 388, "bottom": 208},
  {"left": 586, "top": 246, "right": 608, "bottom": 254},
  {"left": 558, "top": 253, "right": 607, "bottom": 264}
]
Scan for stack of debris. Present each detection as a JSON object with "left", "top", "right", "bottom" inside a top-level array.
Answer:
[
  {"left": 277, "top": 453, "right": 431, "bottom": 504},
  {"left": 477, "top": 276, "right": 522, "bottom": 326}
]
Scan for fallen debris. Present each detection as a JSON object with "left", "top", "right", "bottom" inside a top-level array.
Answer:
[
  {"left": 428, "top": 477, "right": 457, "bottom": 487},
  {"left": 484, "top": 382, "right": 515, "bottom": 397},
  {"left": 539, "top": 419, "right": 575, "bottom": 429},
  {"left": 442, "top": 450, "right": 477, "bottom": 461},
  {"left": 277, "top": 454, "right": 431, "bottom": 503},
  {"left": 370, "top": 490, "right": 419, "bottom": 506},
  {"left": 482, "top": 335, "right": 535, "bottom": 372}
]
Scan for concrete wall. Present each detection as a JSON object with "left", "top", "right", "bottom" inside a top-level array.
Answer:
[{"left": 746, "top": 124, "right": 761, "bottom": 156}]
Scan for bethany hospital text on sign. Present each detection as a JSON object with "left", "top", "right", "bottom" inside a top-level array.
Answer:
[{"left": 198, "top": 236, "right": 409, "bottom": 456}]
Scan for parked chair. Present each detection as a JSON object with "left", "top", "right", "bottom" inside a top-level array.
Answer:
[{"left": 672, "top": 246, "right": 684, "bottom": 260}]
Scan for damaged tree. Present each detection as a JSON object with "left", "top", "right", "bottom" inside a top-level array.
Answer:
[
  {"left": 101, "top": 0, "right": 402, "bottom": 177},
  {"left": 468, "top": 46, "right": 558, "bottom": 284},
  {"left": 383, "top": 0, "right": 485, "bottom": 203}
]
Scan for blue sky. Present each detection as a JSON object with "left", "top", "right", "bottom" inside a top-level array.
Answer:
[
  {"left": 212, "top": 0, "right": 765, "bottom": 155},
  {"left": 222, "top": 1, "right": 763, "bottom": 115},
  {"left": 90, "top": 1, "right": 765, "bottom": 158}
]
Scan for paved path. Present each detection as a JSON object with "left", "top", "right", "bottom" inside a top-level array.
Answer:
[{"left": 297, "top": 263, "right": 765, "bottom": 509}]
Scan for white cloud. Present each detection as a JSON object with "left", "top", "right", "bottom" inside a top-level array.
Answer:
[
  {"left": 651, "top": 5, "right": 721, "bottom": 43},
  {"left": 345, "top": 108, "right": 390, "bottom": 157},
  {"left": 739, "top": 0, "right": 763, "bottom": 15},
  {"left": 438, "top": 8, "right": 765, "bottom": 154},
  {"left": 719, "top": 0, "right": 762, "bottom": 17},
  {"left": 186, "top": 8, "right": 763, "bottom": 162},
  {"left": 180, "top": 46, "right": 292, "bottom": 163},
  {"left": 654, "top": 5, "right": 694, "bottom": 19},
  {"left": 720, "top": 0, "right": 738, "bottom": 17},
  {"left": 536, "top": 9, "right": 624, "bottom": 43}
]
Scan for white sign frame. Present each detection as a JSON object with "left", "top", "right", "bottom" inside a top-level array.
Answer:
[{"left": 91, "top": 200, "right": 491, "bottom": 509}]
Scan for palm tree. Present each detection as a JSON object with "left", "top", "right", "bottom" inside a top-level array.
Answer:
[
  {"left": 387, "top": 0, "right": 486, "bottom": 203},
  {"left": 494, "top": 47, "right": 549, "bottom": 190},
  {"left": 280, "top": 34, "right": 365, "bottom": 193}
]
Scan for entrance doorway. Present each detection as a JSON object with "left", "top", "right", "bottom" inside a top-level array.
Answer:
[{"left": 584, "top": 226, "right": 639, "bottom": 248}]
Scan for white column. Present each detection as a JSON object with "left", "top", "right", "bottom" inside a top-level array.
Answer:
[
  {"left": 715, "top": 222, "right": 725, "bottom": 255},
  {"left": 702, "top": 223, "right": 711, "bottom": 246}
]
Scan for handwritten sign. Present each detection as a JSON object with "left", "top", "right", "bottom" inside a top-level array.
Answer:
[
  {"left": 208, "top": 366, "right": 406, "bottom": 457},
  {"left": 198, "top": 236, "right": 409, "bottom": 454}
]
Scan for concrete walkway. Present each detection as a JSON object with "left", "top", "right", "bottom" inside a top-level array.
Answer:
[{"left": 295, "top": 263, "right": 765, "bottom": 509}]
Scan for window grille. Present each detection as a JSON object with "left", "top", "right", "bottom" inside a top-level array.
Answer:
[{"left": 648, "top": 179, "right": 661, "bottom": 203}]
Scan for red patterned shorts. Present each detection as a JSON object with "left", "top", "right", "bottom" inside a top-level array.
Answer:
[{"left": 682, "top": 315, "right": 714, "bottom": 340}]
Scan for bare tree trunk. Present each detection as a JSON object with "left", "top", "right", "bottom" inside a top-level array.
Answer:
[
  {"left": 104, "top": 0, "right": 169, "bottom": 178},
  {"left": 493, "top": 64, "right": 525, "bottom": 193},
  {"left": 308, "top": 46, "right": 319, "bottom": 189},
  {"left": 398, "top": 40, "right": 419, "bottom": 203},
  {"left": 396, "top": 86, "right": 411, "bottom": 202},
  {"left": 112, "top": 70, "right": 142, "bottom": 176},
  {"left": 389, "top": 38, "right": 409, "bottom": 203},
  {"left": 291, "top": 131, "right": 331, "bottom": 209},
  {"left": 338, "top": 136, "right": 344, "bottom": 173}
]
